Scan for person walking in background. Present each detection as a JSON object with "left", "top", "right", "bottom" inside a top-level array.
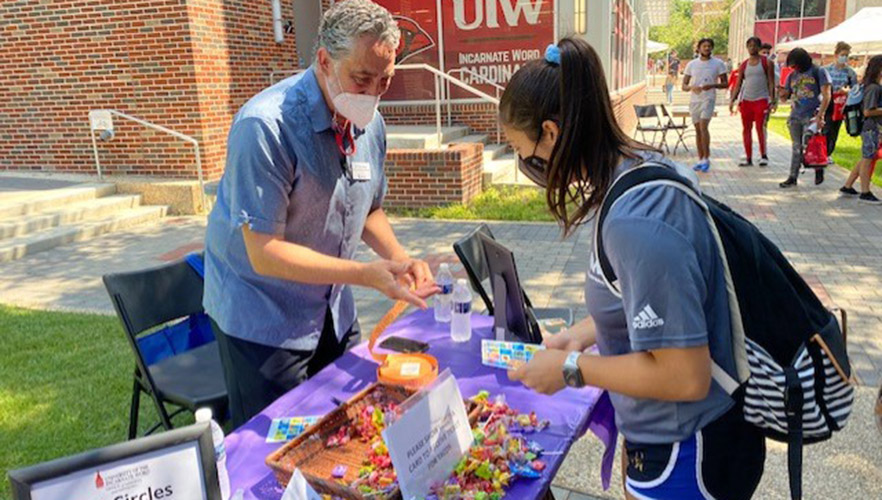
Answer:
[
  {"left": 664, "top": 70, "right": 676, "bottom": 104},
  {"left": 824, "top": 42, "right": 858, "bottom": 163},
  {"left": 839, "top": 55, "right": 882, "bottom": 204},
  {"left": 682, "top": 38, "right": 729, "bottom": 172},
  {"left": 730, "top": 37, "right": 777, "bottom": 167},
  {"left": 670, "top": 50, "right": 681, "bottom": 83},
  {"left": 760, "top": 43, "right": 780, "bottom": 141},
  {"left": 779, "top": 48, "right": 831, "bottom": 188}
]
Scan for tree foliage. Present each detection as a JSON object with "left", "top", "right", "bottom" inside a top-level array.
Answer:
[{"left": 650, "top": 0, "right": 732, "bottom": 59}]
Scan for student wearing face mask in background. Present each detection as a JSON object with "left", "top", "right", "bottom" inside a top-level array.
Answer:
[
  {"left": 823, "top": 42, "right": 858, "bottom": 161},
  {"left": 202, "top": 0, "right": 438, "bottom": 427}
]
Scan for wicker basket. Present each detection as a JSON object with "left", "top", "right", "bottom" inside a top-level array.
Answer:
[
  {"left": 265, "top": 383, "right": 414, "bottom": 499},
  {"left": 266, "top": 383, "right": 482, "bottom": 499}
]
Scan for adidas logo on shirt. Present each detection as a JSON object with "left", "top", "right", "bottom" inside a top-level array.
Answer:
[{"left": 633, "top": 304, "right": 665, "bottom": 329}]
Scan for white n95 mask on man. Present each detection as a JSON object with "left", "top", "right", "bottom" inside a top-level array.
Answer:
[{"left": 328, "top": 64, "right": 380, "bottom": 130}]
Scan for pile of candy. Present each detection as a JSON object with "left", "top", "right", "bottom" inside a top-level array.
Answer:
[
  {"left": 320, "top": 391, "right": 550, "bottom": 499},
  {"left": 425, "top": 391, "right": 550, "bottom": 500},
  {"left": 323, "top": 398, "right": 400, "bottom": 497}
]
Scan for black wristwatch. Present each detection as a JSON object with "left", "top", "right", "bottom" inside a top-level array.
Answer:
[{"left": 563, "top": 351, "right": 584, "bottom": 388}]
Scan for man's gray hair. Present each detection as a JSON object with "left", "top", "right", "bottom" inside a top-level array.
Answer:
[{"left": 316, "top": 0, "right": 400, "bottom": 61}]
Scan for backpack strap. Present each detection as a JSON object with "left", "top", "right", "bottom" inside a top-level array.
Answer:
[
  {"left": 784, "top": 367, "right": 805, "bottom": 500},
  {"left": 595, "top": 163, "right": 750, "bottom": 390}
]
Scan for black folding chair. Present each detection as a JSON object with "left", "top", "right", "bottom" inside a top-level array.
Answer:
[
  {"left": 634, "top": 104, "right": 669, "bottom": 152},
  {"left": 103, "top": 257, "right": 228, "bottom": 439},
  {"left": 453, "top": 224, "right": 575, "bottom": 328},
  {"left": 658, "top": 104, "right": 691, "bottom": 154}
]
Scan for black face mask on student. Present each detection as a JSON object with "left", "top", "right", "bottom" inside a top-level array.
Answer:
[{"left": 517, "top": 133, "right": 549, "bottom": 188}]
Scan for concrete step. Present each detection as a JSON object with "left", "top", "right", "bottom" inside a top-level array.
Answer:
[
  {"left": 0, "top": 184, "right": 117, "bottom": 220},
  {"left": 453, "top": 133, "right": 489, "bottom": 145},
  {"left": 482, "top": 153, "right": 516, "bottom": 187},
  {"left": 386, "top": 125, "right": 470, "bottom": 149},
  {"left": 483, "top": 143, "right": 510, "bottom": 162},
  {"left": 0, "top": 205, "right": 167, "bottom": 263},
  {"left": 0, "top": 194, "right": 142, "bottom": 240}
]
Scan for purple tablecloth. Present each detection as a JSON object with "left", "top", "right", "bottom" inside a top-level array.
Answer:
[{"left": 224, "top": 309, "right": 617, "bottom": 499}]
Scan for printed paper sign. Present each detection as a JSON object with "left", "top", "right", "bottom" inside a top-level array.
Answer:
[
  {"left": 30, "top": 441, "right": 207, "bottom": 500},
  {"left": 482, "top": 339, "right": 544, "bottom": 370},
  {"left": 266, "top": 416, "right": 321, "bottom": 443},
  {"left": 383, "top": 372, "right": 473, "bottom": 500}
]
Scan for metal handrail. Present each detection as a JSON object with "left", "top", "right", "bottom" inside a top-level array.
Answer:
[
  {"left": 445, "top": 67, "right": 504, "bottom": 143},
  {"left": 394, "top": 63, "right": 500, "bottom": 149},
  {"left": 89, "top": 109, "right": 206, "bottom": 210}
]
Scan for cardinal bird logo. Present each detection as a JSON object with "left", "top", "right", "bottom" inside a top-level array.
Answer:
[
  {"left": 95, "top": 471, "right": 105, "bottom": 489},
  {"left": 393, "top": 15, "right": 436, "bottom": 64}
]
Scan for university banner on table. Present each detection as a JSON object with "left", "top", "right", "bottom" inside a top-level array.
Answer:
[{"left": 375, "top": 0, "right": 556, "bottom": 101}]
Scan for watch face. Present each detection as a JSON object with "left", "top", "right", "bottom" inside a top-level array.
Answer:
[{"left": 564, "top": 370, "right": 579, "bottom": 387}]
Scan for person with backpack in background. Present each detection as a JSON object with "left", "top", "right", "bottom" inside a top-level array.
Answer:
[
  {"left": 683, "top": 38, "right": 729, "bottom": 172},
  {"left": 823, "top": 42, "right": 859, "bottom": 163},
  {"left": 501, "top": 37, "right": 766, "bottom": 500},
  {"left": 730, "top": 36, "right": 777, "bottom": 167},
  {"left": 779, "top": 48, "right": 832, "bottom": 188},
  {"left": 839, "top": 55, "right": 882, "bottom": 204}
]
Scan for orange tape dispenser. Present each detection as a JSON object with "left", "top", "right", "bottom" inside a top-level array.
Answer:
[{"left": 368, "top": 300, "right": 439, "bottom": 389}]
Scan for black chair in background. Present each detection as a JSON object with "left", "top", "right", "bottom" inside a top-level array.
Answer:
[
  {"left": 103, "top": 257, "right": 228, "bottom": 439},
  {"left": 634, "top": 104, "right": 670, "bottom": 152},
  {"left": 453, "top": 224, "right": 575, "bottom": 328},
  {"left": 658, "top": 104, "right": 691, "bottom": 154}
]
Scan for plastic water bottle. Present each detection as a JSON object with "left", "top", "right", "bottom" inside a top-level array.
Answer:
[
  {"left": 434, "top": 263, "right": 454, "bottom": 323},
  {"left": 195, "top": 408, "right": 231, "bottom": 500},
  {"left": 451, "top": 279, "right": 472, "bottom": 342}
]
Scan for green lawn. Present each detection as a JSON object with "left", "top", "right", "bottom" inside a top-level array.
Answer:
[
  {"left": 766, "top": 105, "right": 882, "bottom": 187},
  {"left": 392, "top": 185, "right": 557, "bottom": 222},
  {"left": 0, "top": 305, "right": 190, "bottom": 500}
]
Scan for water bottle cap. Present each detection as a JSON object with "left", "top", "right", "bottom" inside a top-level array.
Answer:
[
  {"left": 195, "top": 408, "right": 213, "bottom": 423},
  {"left": 456, "top": 278, "right": 467, "bottom": 286},
  {"left": 440, "top": 263, "right": 450, "bottom": 271}
]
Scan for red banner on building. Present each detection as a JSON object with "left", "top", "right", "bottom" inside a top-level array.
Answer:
[{"left": 375, "top": 0, "right": 555, "bottom": 101}]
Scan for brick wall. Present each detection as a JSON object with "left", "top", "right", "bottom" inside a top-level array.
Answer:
[
  {"left": 827, "top": 0, "right": 847, "bottom": 29},
  {"left": 611, "top": 82, "right": 646, "bottom": 137},
  {"left": 382, "top": 102, "right": 501, "bottom": 139},
  {"left": 384, "top": 143, "right": 483, "bottom": 208},
  {"left": 186, "top": 0, "right": 298, "bottom": 179},
  {"left": 0, "top": 0, "right": 201, "bottom": 176},
  {"left": 0, "top": 0, "right": 297, "bottom": 179}
]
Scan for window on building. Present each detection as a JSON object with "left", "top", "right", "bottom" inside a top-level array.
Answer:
[
  {"left": 575, "top": 0, "right": 587, "bottom": 33},
  {"left": 610, "top": 0, "right": 634, "bottom": 90},
  {"left": 756, "top": 0, "right": 826, "bottom": 19}
]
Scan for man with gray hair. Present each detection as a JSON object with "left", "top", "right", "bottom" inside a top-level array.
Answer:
[{"left": 203, "top": 0, "right": 437, "bottom": 426}]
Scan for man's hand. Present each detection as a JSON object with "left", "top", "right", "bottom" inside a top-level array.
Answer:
[
  {"left": 701, "top": 84, "right": 715, "bottom": 91},
  {"left": 729, "top": 102, "right": 737, "bottom": 115},
  {"left": 814, "top": 114, "right": 826, "bottom": 129},
  {"left": 543, "top": 328, "right": 592, "bottom": 352},
  {"left": 508, "top": 349, "right": 569, "bottom": 395},
  {"left": 691, "top": 86, "right": 703, "bottom": 94},
  {"left": 360, "top": 260, "right": 430, "bottom": 309},
  {"left": 770, "top": 101, "right": 778, "bottom": 114}
]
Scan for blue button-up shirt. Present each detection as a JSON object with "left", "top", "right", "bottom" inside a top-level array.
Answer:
[{"left": 203, "top": 67, "right": 388, "bottom": 349}]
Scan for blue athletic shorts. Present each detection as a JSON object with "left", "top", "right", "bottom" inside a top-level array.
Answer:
[{"left": 624, "top": 406, "right": 765, "bottom": 500}]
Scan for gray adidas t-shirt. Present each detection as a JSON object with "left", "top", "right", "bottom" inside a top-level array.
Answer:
[{"left": 584, "top": 153, "right": 736, "bottom": 444}]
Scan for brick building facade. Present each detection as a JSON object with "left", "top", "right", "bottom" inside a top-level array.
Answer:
[
  {"left": 0, "top": 0, "right": 296, "bottom": 180},
  {"left": 1, "top": 0, "right": 647, "bottom": 210}
]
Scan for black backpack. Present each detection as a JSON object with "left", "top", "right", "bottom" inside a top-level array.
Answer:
[{"left": 595, "top": 164, "right": 854, "bottom": 500}]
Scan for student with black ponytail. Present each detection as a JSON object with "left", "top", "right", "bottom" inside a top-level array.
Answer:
[{"left": 504, "top": 37, "right": 765, "bottom": 499}]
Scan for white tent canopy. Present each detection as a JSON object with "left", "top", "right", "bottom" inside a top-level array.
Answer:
[
  {"left": 776, "top": 7, "right": 882, "bottom": 54},
  {"left": 647, "top": 40, "right": 669, "bottom": 54}
]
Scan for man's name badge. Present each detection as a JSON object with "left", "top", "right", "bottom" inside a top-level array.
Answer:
[{"left": 352, "top": 161, "right": 371, "bottom": 181}]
